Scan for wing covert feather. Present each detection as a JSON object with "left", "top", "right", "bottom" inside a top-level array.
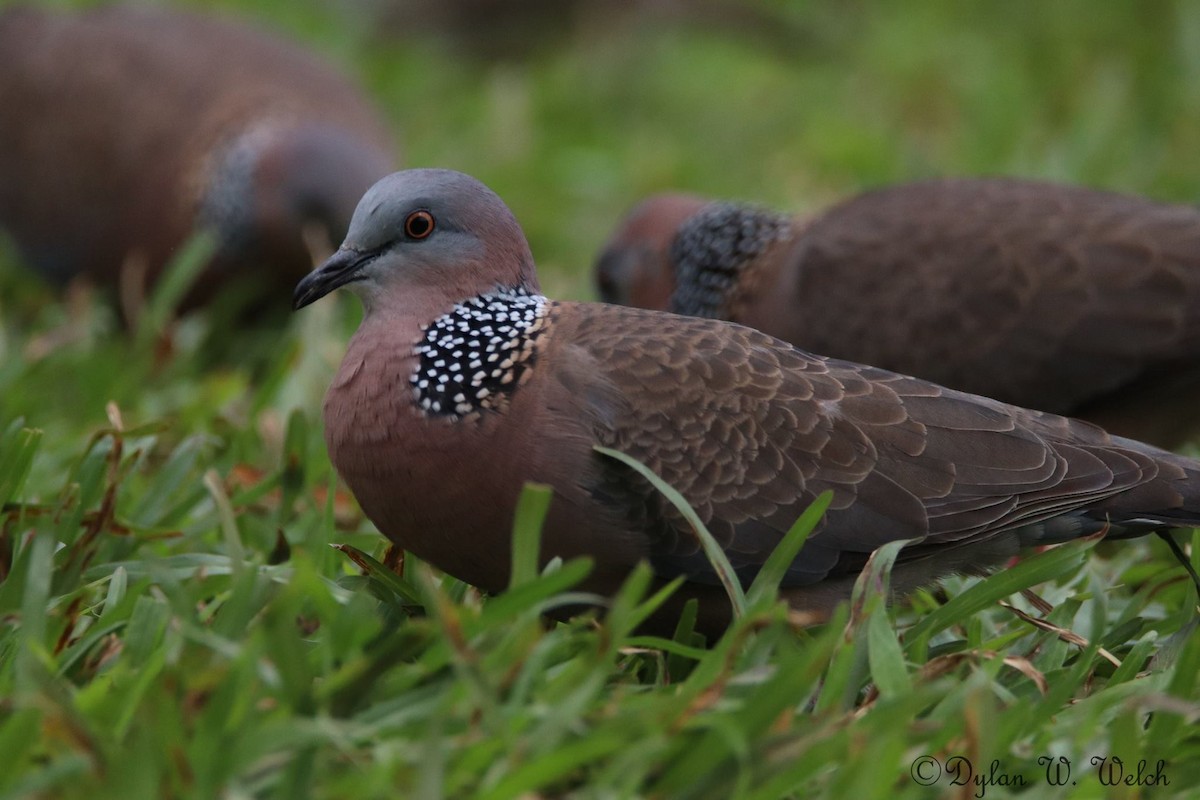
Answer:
[{"left": 555, "top": 303, "right": 1182, "bottom": 586}]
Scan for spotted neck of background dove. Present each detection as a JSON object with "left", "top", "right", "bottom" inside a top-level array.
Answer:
[{"left": 668, "top": 203, "right": 792, "bottom": 320}]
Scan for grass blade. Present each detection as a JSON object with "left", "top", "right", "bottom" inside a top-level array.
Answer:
[
  {"left": 133, "top": 231, "right": 216, "bottom": 346},
  {"left": 905, "top": 536, "right": 1096, "bottom": 657},
  {"left": 594, "top": 445, "right": 746, "bottom": 617},
  {"left": 867, "top": 608, "right": 912, "bottom": 698},
  {"left": 332, "top": 543, "right": 423, "bottom": 605},
  {"left": 510, "top": 482, "right": 553, "bottom": 589},
  {"left": 0, "top": 423, "right": 41, "bottom": 506},
  {"left": 746, "top": 491, "right": 831, "bottom": 608}
]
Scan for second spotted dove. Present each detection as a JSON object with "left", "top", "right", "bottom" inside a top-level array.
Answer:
[
  {"left": 594, "top": 179, "right": 1200, "bottom": 446},
  {"left": 296, "top": 169, "right": 1200, "bottom": 637},
  {"left": 0, "top": 5, "right": 397, "bottom": 316}
]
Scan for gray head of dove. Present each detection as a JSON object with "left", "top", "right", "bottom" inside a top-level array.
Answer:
[{"left": 292, "top": 169, "right": 538, "bottom": 312}]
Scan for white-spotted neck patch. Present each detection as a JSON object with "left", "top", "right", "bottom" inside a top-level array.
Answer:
[
  {"left": 669, "top": 203, "right": 789, "bottom": 319},
  {"left": 412, "top": 286, "right": 549, "bottom": 418}
]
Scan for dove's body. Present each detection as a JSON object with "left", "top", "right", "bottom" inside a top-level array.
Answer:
[{"left": 300, "top": 170, "right": 1200, "bottom": 635}]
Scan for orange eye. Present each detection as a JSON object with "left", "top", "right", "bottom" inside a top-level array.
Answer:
[{"left": 405, "top": 210, "right": 435, "bottom": 240}]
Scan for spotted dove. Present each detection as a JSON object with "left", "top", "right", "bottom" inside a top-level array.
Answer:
[
  {"left": 594, "top": 180, "right": 1200, "bottom": 446},
  {"left": 296, "top": 169, "right": 1200, "bottom": 636},
  {"left": 0, "top": 5, "right": 396, "bottom": 314}
]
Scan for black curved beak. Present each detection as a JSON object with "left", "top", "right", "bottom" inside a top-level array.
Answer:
[{"left": 292, "top": 247, "right": 376, "bottom": 310}]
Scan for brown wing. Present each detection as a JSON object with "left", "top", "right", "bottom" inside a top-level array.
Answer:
[
  {"left": 784, "top": 178, "right": 1200, "bottom": 415},
  {"left": 553, "top": 302, "right": 1198, "bottom": 587}
]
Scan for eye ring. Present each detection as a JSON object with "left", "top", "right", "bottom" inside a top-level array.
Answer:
[{"left": 405, "top": 210, "right": 435, "bottom": 240}]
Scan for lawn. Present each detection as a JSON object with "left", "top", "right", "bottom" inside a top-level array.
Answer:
[{"left": 2, "top": 1, "right": 1199, "bottom": 797}]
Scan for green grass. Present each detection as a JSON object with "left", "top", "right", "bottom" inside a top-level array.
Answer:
[{"left": 3, "top": 0, "right": 1200, "bottom": 796}]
